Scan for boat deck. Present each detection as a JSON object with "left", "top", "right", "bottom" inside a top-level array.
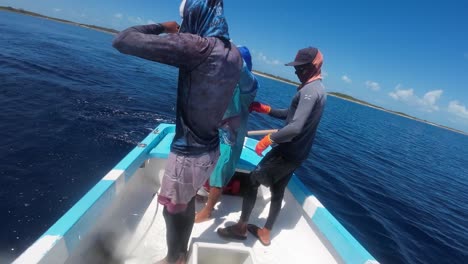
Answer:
[
  {"left": 124, "top": 183, "right": 339, "bottom": 264},
  {"left": 14, "top": 125, "right": 377, "bottom": 264}
]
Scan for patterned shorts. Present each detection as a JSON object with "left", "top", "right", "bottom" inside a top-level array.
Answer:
[{"left": 158, "top": 148, "right": 220, "bottom": 213}]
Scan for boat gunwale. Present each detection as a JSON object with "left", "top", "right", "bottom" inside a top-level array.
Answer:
[{"left": 13, "top": 123, "right": 379, "bottom": 264}]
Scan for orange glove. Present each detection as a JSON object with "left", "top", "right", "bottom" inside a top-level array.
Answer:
[
  {"left": 249, "top": 102, "right": 271, "bottom": 114},
  {"left": 255, "top": 134, "right": 273, "bottom": 156}
]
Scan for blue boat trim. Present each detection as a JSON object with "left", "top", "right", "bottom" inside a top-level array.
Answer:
[
  {"left": 287, "top": 170, "right": 378, "bottom": 263},
  {"left": 15, "top": 123, "right": 379, "bottom": 264},
  {"left": 115, "top": 124, "right": 175, "bottom": 180},
  {"left": 17, "top": 124, "right": 174, "bottom": 262},
  {"left": 149, "top": 132, "right": 175, "bottom": 159},
  {"left": 44, "top": 180, "right": 115, "bottom": 237},
  {"left": 287, "top": 175, "right": 310, "bottom": 206},
  {"left": 312, "top": 207, "right": 376, "bottom": 264}
]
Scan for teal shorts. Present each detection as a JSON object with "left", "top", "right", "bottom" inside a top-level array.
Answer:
[{"left": 209, "top": 142, "right": 242, "bottom": 188}]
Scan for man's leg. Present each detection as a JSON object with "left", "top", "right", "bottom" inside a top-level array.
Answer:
[
  {"left": 240, "top": 149, "right": 287, "bottom": 223},
  {"left": 179, "top": 196, "right": 195, "bottom": 258},
  {"left": 250, "top": 155, "right": 300, "bottom": 246},
  {"left": 217, "top": 177, "right": 260, "bottom": 239},
  {"left": 159, "top": 152, "right": 185, "bottom": 263},
  {"left": 162, "top": 206, "right": 185, "bottom": 263},
  {"left": 217, "top": 149, "right": 281, "bottom": 239},
  {"left": 265, "top": 171, "right": 294, "bottom": 230},
  {"left": 239, "top": 174, "right": 261, "bottom": 224},
  {"left": 161, "top": 198, "right": 193, "bottom": 264},
  {"left": 251, "top": 172, "right": 294, "bottom": 246},
  {"left": 195, "top": 187, "right": 222, "bottom": 223},
  {"left": 158, "top": 149, "right": 218, "bottom": 263}
]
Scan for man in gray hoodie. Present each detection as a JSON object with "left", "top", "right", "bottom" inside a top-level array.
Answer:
[
  {"left": 113, "top": 0, "right": 242, "bottom": 263},
  {"left": 218, "top": 47, "right": 326, "bottom": 247}
]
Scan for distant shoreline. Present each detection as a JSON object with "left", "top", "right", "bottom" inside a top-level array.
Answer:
[
  {"left": 0, "top": 6, "right": 118, "bottom": 34},
  {"left": 2, "top": 6, "right": 466, "bottom": 136},
  {"left": 253, "top": 70, "right": 300, "bottom": 87},
  {"left": 253, "top": 71, "right": 467, "bottom": 136}
]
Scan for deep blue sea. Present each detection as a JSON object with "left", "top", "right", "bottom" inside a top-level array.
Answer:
[{"left": 1, "top": 11, "right": 468, "bottom": 264}]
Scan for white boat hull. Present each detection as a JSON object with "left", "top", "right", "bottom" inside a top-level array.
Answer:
[{"left": 14, "top": 124, "right": 379, "bottom": 264}]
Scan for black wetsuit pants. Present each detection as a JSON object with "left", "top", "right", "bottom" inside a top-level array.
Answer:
[
  {"left": 162, "top": 196, "right": 195, "bottom": 263},
  {"left": 240, "top": 148, "right": 302, "bottom": 230}
]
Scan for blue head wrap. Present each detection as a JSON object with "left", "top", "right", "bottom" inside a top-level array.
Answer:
[
  {"left": 179, "top": 0, "right": 230, "bottom": 40},
  {"left": 237, "top": 46, "right": 252, "bottom": 71}
]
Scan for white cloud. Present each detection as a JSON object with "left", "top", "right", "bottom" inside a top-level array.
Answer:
[
  {"left": 53, "top": 8, "right": 61, "bottom": 12},
  {"left": 365, "top": 80, "right": 380, "bottom": 91},
  {"left": 128, "top": 16, "right": 143, "bottom": 24},
  {"left": 389, "top": 86, "right": 413, "bottom": 100},
  {"left": 256, "top": 52, "right": 280, "bottom": 65},
  {"left": 114, "top": 13, "right": 123, "bottom": 19},
  {"left": 448, "top": 101, "right": 468, "bottom": 119},
  {"left": 341, "top": 75, "right": 352, "bottom": 83},
  {"left": 422, "top": 90, "right": 443, "bottom": 110},
  {"left": 388, "top": 84, "right": 443, "bottom": 112},
  {"left": 147, "top": 20, "right": 156, "bottom": 25}
]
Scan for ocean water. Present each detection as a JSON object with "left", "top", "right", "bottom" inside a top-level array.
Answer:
[{"left": 1, "top": 11, "right": 468, "bottom": 264}]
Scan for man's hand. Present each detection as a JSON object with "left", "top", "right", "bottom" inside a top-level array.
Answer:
[
  {"left": 255, "top": 134, "right": 273, "bottom": 156},
  {"left": 249, "top": 102, "right": 271, "bottom": 114},
  {"left": 161, "top": 21, "right": 180, "bottom": 33}
]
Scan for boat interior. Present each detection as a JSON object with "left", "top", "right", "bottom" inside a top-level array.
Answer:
[{"left": 64, "top": 135, "right": 341, "bottom": 264}]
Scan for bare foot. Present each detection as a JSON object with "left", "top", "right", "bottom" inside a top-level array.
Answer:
[
  {"left": 257, "top": 227, "right": 271, "bottom": 246},
  {"left": 154, "top": 254, "right": 186, "bottom": 264},
  {"left": 194, "top": 208, "right": 211, "bottom": 223},
  {"left": 176, "top": 253, "right": 186, "bottom": 264},
  {"left": 154, "top": 257, "right": 169, "bottom": 264},
  {"left": 247, "top": 224, "right": 271, "bottom": 246},
  {"left": 217, "top": 222, "right": 248, "bottom": 240}
]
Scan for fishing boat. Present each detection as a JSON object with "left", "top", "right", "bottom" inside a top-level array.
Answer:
[{"left": 13, "top": 123, "right": 379, "bottom": 264}]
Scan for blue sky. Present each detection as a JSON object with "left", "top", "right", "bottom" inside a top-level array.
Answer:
[{"left": 2, "top": 0, "right": 468, "bottom": 133}]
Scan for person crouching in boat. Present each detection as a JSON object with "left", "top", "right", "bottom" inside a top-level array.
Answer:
[
  {"left": 112, "top": 0, "right": 242, "bottom": 263},
  {"left": 195, "top": 46, "right": 258, "bottom": 223},
  {"left": 217, "top": 47, "right": 326, "bottom": 246}
]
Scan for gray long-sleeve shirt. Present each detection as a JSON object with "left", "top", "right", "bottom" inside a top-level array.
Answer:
[
  {"left": 269, "top": 80, "right": 326, "bottom": 162},
  {"left": 112, "top": 24, "right": 242, "bottom": 155}
]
